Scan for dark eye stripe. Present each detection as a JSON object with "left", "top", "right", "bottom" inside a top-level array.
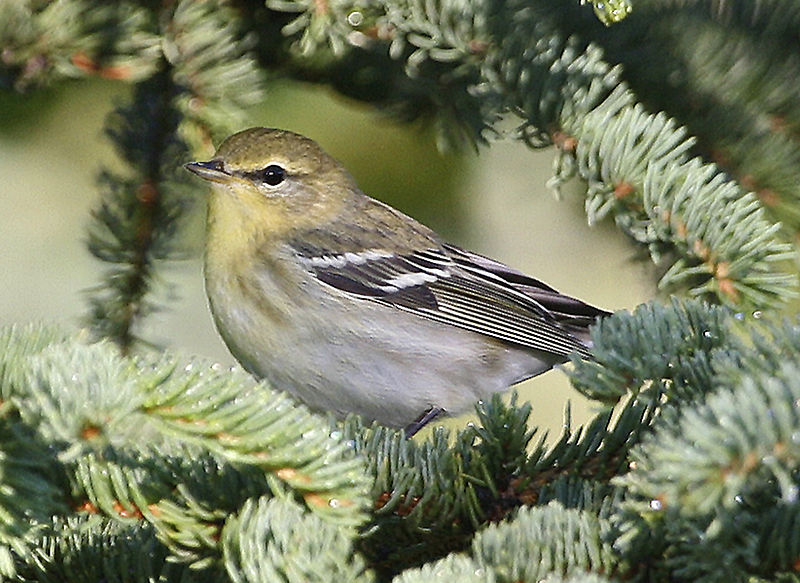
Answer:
[{"left": 237, "top": 164, "right": 286, "bottom": 186}]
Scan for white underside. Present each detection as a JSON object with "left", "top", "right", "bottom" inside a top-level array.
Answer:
[{"left": 206, "top": 252, "right": 561, "bottom": 428}]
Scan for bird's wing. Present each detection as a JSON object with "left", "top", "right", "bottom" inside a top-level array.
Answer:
[
  {"left": 442, "top": 245, "right": 611, "bottom": 343},
  {"left": 290, "top": 241, "right": 605, "bottom": 358}
]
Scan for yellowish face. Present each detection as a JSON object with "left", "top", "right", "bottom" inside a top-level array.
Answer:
[{"left": 185, "top": 127, "right": 356, "bottom": 243}]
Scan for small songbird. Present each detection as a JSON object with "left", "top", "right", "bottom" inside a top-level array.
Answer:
[{"left": 185, "top": 128, "right": 609, "bottom": 436}]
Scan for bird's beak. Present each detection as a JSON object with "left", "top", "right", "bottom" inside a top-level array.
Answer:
[{"left": 184, "top": 160, "right": 231, "bottom": 184}]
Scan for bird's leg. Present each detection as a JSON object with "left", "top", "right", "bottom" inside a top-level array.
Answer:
[{"left": 404, "top": 407, "right": 444, "bottom": 438}]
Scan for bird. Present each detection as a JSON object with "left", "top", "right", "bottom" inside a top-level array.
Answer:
[{"left": 185, "top": 127, "right": 610, "bottom": 436}]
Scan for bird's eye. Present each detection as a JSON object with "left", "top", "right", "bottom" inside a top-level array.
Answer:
[{"left": 260, "top": 164, "right": 286, "bottom": 186}]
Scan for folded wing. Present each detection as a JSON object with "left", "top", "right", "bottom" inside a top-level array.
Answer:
[{"left": 291, "top": 241, "right": 608, "bottom": 359}]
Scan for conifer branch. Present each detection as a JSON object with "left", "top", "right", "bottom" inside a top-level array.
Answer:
[
  {"left": 610, "top": 312, "right": 800, "bottom": 581},
  {"left": 0, "top": 1, "right": 161, "bottom": 90},
  {"left": 0, "top": 327, "right": 369, "bottom": 575},
  {"left": 588, "top": 0, "right": 800, "bottom": 231},
  {"left": 344, "top": 392, "right": 653, "bottom": 578},
  {"left": 569, "top": 299, "right": 738, "bottom": 403},
  {"left": 474, "top": 503, "right": 620, "bottom": 580},
  {"left": 397, "top": 503, "right": 623, "bottom": 582},
  {"left": 86, "top": 64, "right": 188, "bottom": 352},
  {"left": 15, "top": 517, "right": 186, "bottom": 583},
  {"left": 221, "top": 497, "right": 372, "bottom": 582},
  {"left": 4, "top": 302, "right": 800, "bottom": 580},
  {"left": 84, "top": 0, "right": 264, "bottom": 350}
]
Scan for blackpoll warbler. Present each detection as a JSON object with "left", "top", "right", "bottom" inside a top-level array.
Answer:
[{"left": 186, "top": 128, "right": 609, "bottom": 436}]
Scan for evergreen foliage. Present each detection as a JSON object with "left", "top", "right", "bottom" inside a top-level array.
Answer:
[
  {"left": 0, "top": 323, "right": 370, "bottom": 580},
  {"left": 221, "top": 497, "right": 372, "bottom": 582},
  {"left": 3, "top": 0, "right": 800, "bottom": 581},
  {"left": 2, "top": 301, "right": 800, "bottom": 580}
]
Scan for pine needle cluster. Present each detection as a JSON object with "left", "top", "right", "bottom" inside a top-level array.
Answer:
[{"left": 2, "top": 299, "right": 800, "bottom": 581}]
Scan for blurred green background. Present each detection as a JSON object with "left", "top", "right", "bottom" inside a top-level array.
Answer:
[{"left": 0, "top": 79, "right": 654, "bottom": 436}]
